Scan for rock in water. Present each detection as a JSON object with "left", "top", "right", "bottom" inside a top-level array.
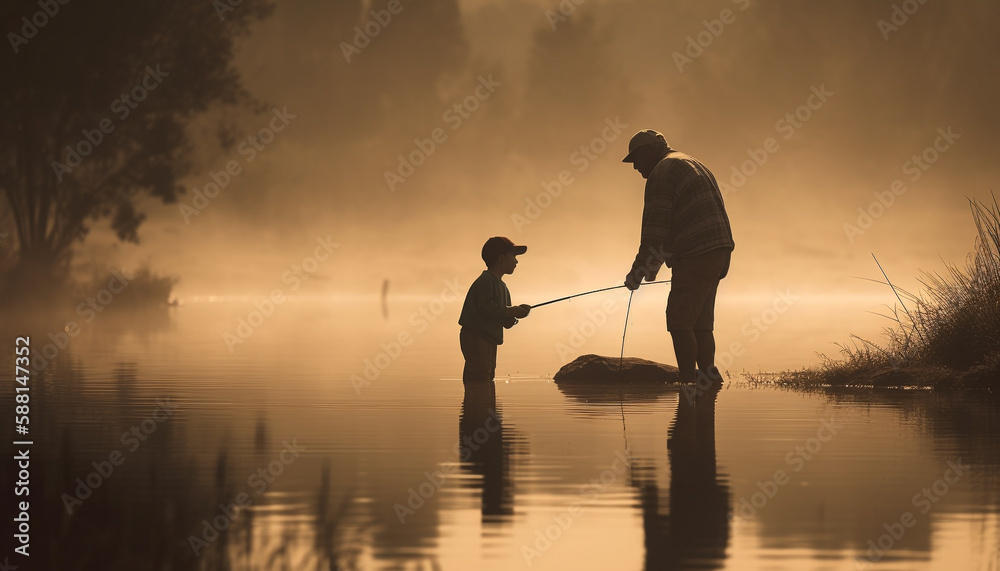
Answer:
[{"left": 553, "top": 354, "right": 679, "bottom": 384}]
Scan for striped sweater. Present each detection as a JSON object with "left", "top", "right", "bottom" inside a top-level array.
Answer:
[{"left": 630, "top": 150, "right": 735, "bottom": 277}]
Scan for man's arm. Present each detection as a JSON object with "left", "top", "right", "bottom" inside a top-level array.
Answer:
[{"left": 627, "top": 169, "right": 674, "bottom": 285}]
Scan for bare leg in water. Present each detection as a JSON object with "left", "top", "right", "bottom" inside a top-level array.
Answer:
[{"left": 672, "top": 329, "right": 722, "bottom": 387}]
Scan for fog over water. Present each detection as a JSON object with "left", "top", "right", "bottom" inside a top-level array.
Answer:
[{"left": 66, "top": 0, "right": 993, "bottom": 369}]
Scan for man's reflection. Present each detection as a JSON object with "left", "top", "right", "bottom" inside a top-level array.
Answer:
[
  {"left": 640, "top": 382, "right": 730, "bottom": 569},
  {"left": 459, "top": 382, "right": 514, "bottom": 522}
]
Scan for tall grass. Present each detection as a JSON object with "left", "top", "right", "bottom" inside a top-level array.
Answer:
[{"left": 800, "top": 195, "right": 1000, "bottom": 389}]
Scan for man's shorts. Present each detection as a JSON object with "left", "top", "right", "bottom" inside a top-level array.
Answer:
[
  {"left": 460, "top": 328, "right": 498, "bottom": 383},
  {"left": 666, "top": 248, "right": 732, "bottom": 332}
]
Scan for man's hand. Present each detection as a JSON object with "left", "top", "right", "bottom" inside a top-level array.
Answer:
[
  {"left": 511, "top": 304, "right": 531, "bottom": 319},
  {"left": 624, "top": 271, "right": 641, "bottom": 291}
]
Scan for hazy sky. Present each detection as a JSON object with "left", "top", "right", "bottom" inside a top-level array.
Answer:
[{"left": 78, "top": 0, "right": 1000, "bottom": 354}]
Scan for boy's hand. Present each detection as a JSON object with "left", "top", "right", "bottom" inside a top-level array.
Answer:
[{"left": 511, "top": 304, "right": 531, "bottom": 318}]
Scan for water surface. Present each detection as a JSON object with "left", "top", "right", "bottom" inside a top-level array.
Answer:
[{"left": 2, "top": 300, "right": 998, "bottom": 570}]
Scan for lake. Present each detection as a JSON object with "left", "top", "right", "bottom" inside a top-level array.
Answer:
[{"left": 2, "top": 298, "right": 998, "bottom": 570}]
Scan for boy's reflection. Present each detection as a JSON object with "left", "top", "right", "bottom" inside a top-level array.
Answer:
[
  {"left": 641, "top": 383, "right": 730, "bottom": 569},
  {"left": 459, "top": 382, "right": 514, "bottom": 521}
]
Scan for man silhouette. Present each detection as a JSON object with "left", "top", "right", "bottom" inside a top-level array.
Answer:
[{"left": 622, "top": 130, "right": 735, "bottom": 385}]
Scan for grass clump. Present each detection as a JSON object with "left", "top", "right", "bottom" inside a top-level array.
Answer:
[{"left": 784, "top": 195, "right": 1000, "bottom": 390}]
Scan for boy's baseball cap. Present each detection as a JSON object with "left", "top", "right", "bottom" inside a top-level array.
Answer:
[
  {"left": 482, "top": 236, "right": 527, "bottom": 265},
  {"left": 622, "top": 129, "right": 668, "bottom": 163}
]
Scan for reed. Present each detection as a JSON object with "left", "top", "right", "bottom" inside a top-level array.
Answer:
[{"left": 780, "top": 194, "right": 1000, "bottom": 389}]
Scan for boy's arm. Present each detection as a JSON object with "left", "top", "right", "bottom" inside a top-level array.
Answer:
[
  {"left": 474, "top": 281, "right": 530, "bottom": 327},
  {"left": 505, "top": 285, "right": 531, "bottom": 320},
  {"left": 473, "top": 280, "right": 508, "bottom": 323},
  {"left": 508, "top": 304, "right": 530, "bottom": 318}
]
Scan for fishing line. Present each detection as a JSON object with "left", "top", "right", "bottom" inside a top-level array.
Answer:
[
  {"left": 618, "top": 289, "right": 635, "bottom": 464},
  {"left": 530, "top": 282, "right": 663, "bottom": 475},
  {"left": 620, "top": 290, "right": 634, "bottom": 370}
]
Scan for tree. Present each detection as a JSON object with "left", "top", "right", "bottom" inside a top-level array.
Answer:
[
  {"left": 519, "top": 14, "right": 637, "bottom": 158},
  {"left": 0, "top": 0, "right": 273, "bottom": 289},
  {"left": 265, "top": 0, "right": 467, "bottom": 143}
]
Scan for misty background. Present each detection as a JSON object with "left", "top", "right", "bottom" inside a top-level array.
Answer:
[{"left": 9, "top": 0, "right": 1000, "bottom": 368}]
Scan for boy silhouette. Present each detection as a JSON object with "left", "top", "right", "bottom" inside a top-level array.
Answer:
[{"left": 458, "top": 237, "right": 531, "bottom": 383}]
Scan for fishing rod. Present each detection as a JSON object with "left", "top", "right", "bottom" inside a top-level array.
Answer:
[{"left": 529, "top": 280, "right": 670, "bottom": 309}]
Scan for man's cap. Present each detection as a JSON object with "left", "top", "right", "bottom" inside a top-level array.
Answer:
[
  {"left": 482, "top": 236, "right": 527, "bottom": 265},
  {"left": 622, "top": 129, "right": 668, "bottom": 163}
]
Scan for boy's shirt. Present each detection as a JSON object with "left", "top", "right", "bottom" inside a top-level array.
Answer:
[{"left": 459, "top": 270, "right": 511, "bottom": 345}]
